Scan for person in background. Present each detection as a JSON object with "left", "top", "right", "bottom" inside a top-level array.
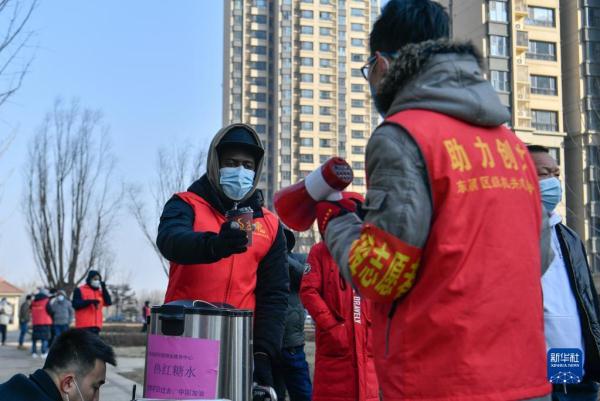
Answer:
[
  {"left": 272, "top": 228, "right": 312, "bottom": 401},
  {"left": 30, "top": 289, "right": 52, "bottom": 358},
  {"left": 141, "top": 301, "right": 151, "bottom": 332},
  {"left": 528, "top": 145, "right": 600, "bottom": 401},
  {"left": 47, "top": 290, "right": 73, "bottom": 343},
  {"left": 72, "top": 270, "right": 112, "bottom": 334},
  {"left": 301, "top": 192, "right": 379, "bottom": 401},
  {"left": 18, "top": 295, "right": 32, "bottom": 349},
  {"left": 0, "top": 328, "right": 116, "bottom": 401},
  {"left": 0, "top": 297, "right": 13, "bottom": 346}
]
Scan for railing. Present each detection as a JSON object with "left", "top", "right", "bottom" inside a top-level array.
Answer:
[
  {"left": 532, "top": 122, "right": 558, "bottom": 131},
  {"left": 526, "top": 52, "right": 556, "bottom": 61},
  {"left": 531, "top": 87, "right": 557, "bottom": 96}
]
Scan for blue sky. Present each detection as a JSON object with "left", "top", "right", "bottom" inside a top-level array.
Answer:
[{"left": 0, "top": 1, "right": 225, "bottom": 293}]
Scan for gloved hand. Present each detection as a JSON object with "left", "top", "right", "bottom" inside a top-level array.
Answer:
[
  {"left": 252, "top": 383, "right": 277, "bottom": 401},
  {"left": 315, "top": 198, "right": 358, "bottom": 235},
  {"left": 89, "top": 300, "right": 100, "bottom": 307},
  {"left": 208, "top": 221, "right": 248, "bottom": 259}
]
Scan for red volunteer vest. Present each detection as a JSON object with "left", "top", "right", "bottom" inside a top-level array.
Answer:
[
  {"left": 75, "top": 284, "right": 105, "bottom": 329},
  {"left": 369, "top": 110, "right": 550, "bottom": 401},
  {"left": 31, "top": 298, "right": 52, "bottom": 326},
  {"left": 164, "top": 192, "right": 279, "bottom": 310}
]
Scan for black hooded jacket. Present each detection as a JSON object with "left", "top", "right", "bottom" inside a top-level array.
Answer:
[
  {"left": 0, "top": 369, "right": 62, "bottom": 401},
  {"left": 72, "top": 270, "right": 112, "bottom": 311}
]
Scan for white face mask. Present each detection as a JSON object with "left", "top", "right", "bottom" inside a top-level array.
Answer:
[
  {"left": 58, "top": 295, "right": 65, "bottom": 302},
  {"left": 90, "top": 280, "right": 101, "bottom": 289},
  {"left": 64, "top": 377, "right": 87, "bottom": 401}
]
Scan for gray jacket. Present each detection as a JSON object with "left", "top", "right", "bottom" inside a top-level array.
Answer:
[
  {"left": 283, "top": 252, "right": 307, "bottom": 348},
  {"left": 48, "top": 298, "right": 73, "bottom": 326},
  {"left": 326, "top": 40, "right": 552, "bottom": 286}
]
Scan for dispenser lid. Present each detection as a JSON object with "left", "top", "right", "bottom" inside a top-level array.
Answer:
[{"left": 151, "top": 300, "right": 253, "bottom": 317}]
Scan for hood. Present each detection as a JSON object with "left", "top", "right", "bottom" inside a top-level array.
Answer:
[
  {"left": 86, "top": 270, "right": 101, "bottom": 286},
  {"left": 34, "top": 293, "right": 48, "bottom": 301},
  {"left": 206, "top": 123, "right": 265, "bottom": 204},
  {"left": 374, "top": 40, "right": 511, "bottom": 127}
]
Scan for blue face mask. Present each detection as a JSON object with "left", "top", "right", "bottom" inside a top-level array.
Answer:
[
  {"left": 219, "top": 166, "right": 255, "bottom": 201},
  {"left": 539, "top": 177, "right": 562, "bottom": 212}
]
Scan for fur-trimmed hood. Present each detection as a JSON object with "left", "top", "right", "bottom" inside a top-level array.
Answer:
[{"left": 374, "top": 40, "right": 511, "bottom": 127}]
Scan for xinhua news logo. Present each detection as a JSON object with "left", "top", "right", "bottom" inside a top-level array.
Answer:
[{"left": 547, "top": 348, "right": 583, "bottom": 384}]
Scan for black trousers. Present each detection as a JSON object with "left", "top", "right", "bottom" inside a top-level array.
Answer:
[{"left": 0, "top": 324, "right": 7, "bottom": 344}]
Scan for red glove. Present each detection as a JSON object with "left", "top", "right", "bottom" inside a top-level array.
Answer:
[{"left": 316, "top": 198, "right": 357, "bottom": 235}]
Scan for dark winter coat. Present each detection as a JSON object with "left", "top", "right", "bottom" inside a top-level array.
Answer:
[
  {"left": 283, "top": 252, "right": 307, "bottom": 349},
  {"left": 555, "top": 223, "right": 600, "bottom": 381},
  {"left": 0, "top": 369, "right": 62, "bottom": 401}
]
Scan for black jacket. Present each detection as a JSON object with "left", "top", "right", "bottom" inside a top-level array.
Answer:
[
  {"left": 157, "top": 175, "right": 289, "bottom": 359},
  {"left": 555, "top": 223, "right": 600, "bottom": 381},
  {"left": 283, "top": 252, "right": 307, "bottom": 348},
  {"left": 0, "top": 369, "right": 62, "bottom": 401}
]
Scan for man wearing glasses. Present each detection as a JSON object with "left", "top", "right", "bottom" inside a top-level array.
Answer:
[{"left": 314, "top": 1, "right": 552, "bottom": 400}]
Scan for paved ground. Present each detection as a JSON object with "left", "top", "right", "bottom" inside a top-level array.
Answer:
[{"left": 0, "top": 330, "right": 144, "bottom": 400}]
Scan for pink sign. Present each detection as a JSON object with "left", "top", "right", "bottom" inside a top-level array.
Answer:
[{"left": 145, "top": 335, "right": 220, "bottom": 399}]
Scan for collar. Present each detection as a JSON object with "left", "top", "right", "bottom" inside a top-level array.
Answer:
[
  {"left": 30, "top": 369, "right": 63, "bottom": 401},
  {"left": 549, "top": 211, "right": 562, "bottom": 227}
]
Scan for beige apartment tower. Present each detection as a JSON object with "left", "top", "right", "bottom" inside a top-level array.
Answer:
[{"left": 223, "top": 0, "right": 380, "bottom": 210}]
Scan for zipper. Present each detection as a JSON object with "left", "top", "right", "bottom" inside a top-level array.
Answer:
[
  {"left": 385, "top": 300, "right": 399, "bottom": 357},
  {"left": 555, "top": 225, "right": 600, "bottom": 364},
  {"left": 224, "top": 256, "right": 235, "bottom": 305}
]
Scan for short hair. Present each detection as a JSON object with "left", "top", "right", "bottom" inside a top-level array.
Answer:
[
  {"left": 44, "top": 329, "right": 116, "bottom": 376},
  {"left": 370, "top": 0, "right": 450, "bottom": 55},
  {"left": 526, "top": 145, "right": 549, "bottom": 154}
]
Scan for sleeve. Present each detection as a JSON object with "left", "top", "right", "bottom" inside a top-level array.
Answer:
[
  {"left": 300, "top": 245, "right": 339, "bottom": 331},
  {"left": 540, "top": 210, "right": 553, "bottom": 274},
  {"left": 69, "top": 303, "right": 74, "bottom": 324},
  {"left": 325, "top": 124, "right": 433, "bottom": 302},
  {"left": 71, "top": 288, "right": 92, "bottom": 310},
  {"left": 253, "top": 223, "right": 289, "bottom": 359},
  {"left": 156, "top": 195, "right": 222, "bottom": 264},
  {"left": 102, "top": 286, "right": 112, "bottom": 306},
  {"left": 46, "top": 301, "right": 54, "bottom": 317},
  {"left": 288, "top": 254, "right": 306, "bottom": 293}
]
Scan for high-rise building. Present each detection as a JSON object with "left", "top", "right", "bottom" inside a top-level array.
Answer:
[
  {"left": 223, "top": 0, "right": 380, "bottom": 209},
  {"left": 447, "top": 0, "right": 567, "bottom": 214},
  {"left": 561, "top": 0, "right": 600, "bottom": 272}
]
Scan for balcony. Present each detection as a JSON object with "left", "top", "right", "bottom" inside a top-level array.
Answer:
[
  {"left": 516, "top": 30, "right": 529, "bottom": 53},
  {"left": 514, "top": 0, "right": 528, "bottom": 17}
]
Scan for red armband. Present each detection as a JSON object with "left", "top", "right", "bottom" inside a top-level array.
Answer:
[{"left": 349, "top": 223, "right": 422, "bottom": 303}]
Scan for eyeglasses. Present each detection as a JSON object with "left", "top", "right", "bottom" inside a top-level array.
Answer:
[{"left": 360, "top": 51, "right": 398, "bottom": 81}]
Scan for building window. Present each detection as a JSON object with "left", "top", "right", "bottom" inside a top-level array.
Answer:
[
  {"left": 250, "top": 92, "right": 267, "bottom": 102},
  {"left": 526, "top": 6, "right": 555, "bottom": 27},
  {"left": 354, "top": 177, "right": 365, "bottom": 186},
  {"left": 351, "top": 8, "right": 365, "bottom": 17},
  {"left": 254, "top": 124, "right": 266, "bottom": 134},
  {"left": 352, "top": 161, "right": 365, "bottom": 169},
  {"left": 300, "top": 41, "right": 314, "bottom": 50},
  {"left": 320, "top": 43, "right": 333, "bottom": 52},
  {"left": 300, "top": 89, "right": 313, "bottom": 98},
  {"left": 300, "top": 57, "right": 314, "bottom": 66},
  {"left": 490, "top": 70, "right": 510, "bottom": 92},
  {"left": 351, "top": 99, "right": 365, "bottom": 108},
  {"left": 320, "top": 59, "right": 333, "bottom": 68},
  {"left": 351, "top": 53, "right": 364, "bottom": 62},
  {"left": 300, "top": 10, "right": 314, "bottom": 19},
  {"left": 320, "top": 138, "right": 333, "bottom": 147},
  {"left": 527, "top": 40, "right": 556, "bottom": 61},
  {"left": 251, "top": 15, "right": 267, "bottom": 24},
  {"left": 300, "top": 138, "right": 314, "bottom": 147},
  {"left": 351, "top": 115, "right": 365, "bottom": 123},
  {"left": 234, "top": 31, "right": 243, "bottom": 41},
  {"left": 300, "top": 0, "right": 313, "bottom": 2},
  {"left": 530, "top": 75, "right": 557, "bottom": 95},
  {"left": 351, "top": 84, "right": 364, "bottom": 92},
  {"left": 320, "top": 106, "right": 333, "bottom": 115},
  {"left": 251, "top": 0, "right": 267, "bottom": 7},
  {"left": 251, "top": 30, "right": 267, "bottom": 39},
  {"left": 320, "top": 11, "right": 333, "bottom": 20},
  {"left": 586, "top": 8, "right": 600, "bottom": 28},
  {"left": 300, "top": 73, "right": 313, "bottom": 82},
  {"left": 300, "top": 121, "right": 314, "bottom": 130},
  {"left": 351, "top": 23, "right": 364, "bottom": 31},
  {"left": 548, "top": 147, "right": 561, "bottom": 165},
  {"left": 250, "top": 61, "right": 267, "bottom": 70},
  {"left": 351, "top": 130, "right": 364, "bottom": 138},
  {"left": 320, "top": 155, "right": 330, "bottom": 163},
  {"left": 282, "top": 171, "right": 291, "bottom": 180},
  {"left": 300, "top": 26, "right": 314, "bottom": 34},
  {"left": 351, "top": 38, "right": 365, "bottom": 47},
  {"left": 352, "top": 146, "right": 365, "bottom": 154},
  {"left": 320, "top": 0, "right": 332, "bottom": 4},
  {"left": 320, "top": 123, "right": 332, "bottom": 132},
  {"left": 251, "top": 46, "right": 267, "bottom": 55},
  {"left": 320, "top": 90, "right": 332, "bottom": 99},
  {"left": 282, "top": 139, "right": 291, "bottom": 147},
  {"left": 249, "top": 77, "right": 267, "bottom": 86},
  {"left": 489, "top": 1, "right": 507, "bottom": 22},
  {"left": 490, "top": 35, "right": 508, "bottom": 57},
  {"left": 251, "top": 109, "right": 266, "bottom": 118},
  {"left": 351, "top": 68, "right": 362, "bottom": 77},
  {"left": 300, "top": 154, "right": 314, "bottom": 163},
  {"left": 300, "top": 105, "right": 314, "bottom": 114},
  {"left": 320, "top": 27, "right": 334, "bottom": 36},
  {"left": 532, "top": 110, "right": 559, "bottom": 132},
  {"left": 320, "top": 74, "right": 333, "bottom": 83}
]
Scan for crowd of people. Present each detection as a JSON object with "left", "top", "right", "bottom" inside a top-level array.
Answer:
[{"left": 1, "top": 0, "right": 599, "bottom": 400}]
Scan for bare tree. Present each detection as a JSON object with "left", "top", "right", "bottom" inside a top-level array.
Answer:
[
  {"left": 24, "top": 98, "right": 120, "bottom": 295},
  {"left": 0, "top": 0, "right": 38, "bottom": 109},
  {"left": 128, "top": 142, "right": 206, "bottom": 276}
]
